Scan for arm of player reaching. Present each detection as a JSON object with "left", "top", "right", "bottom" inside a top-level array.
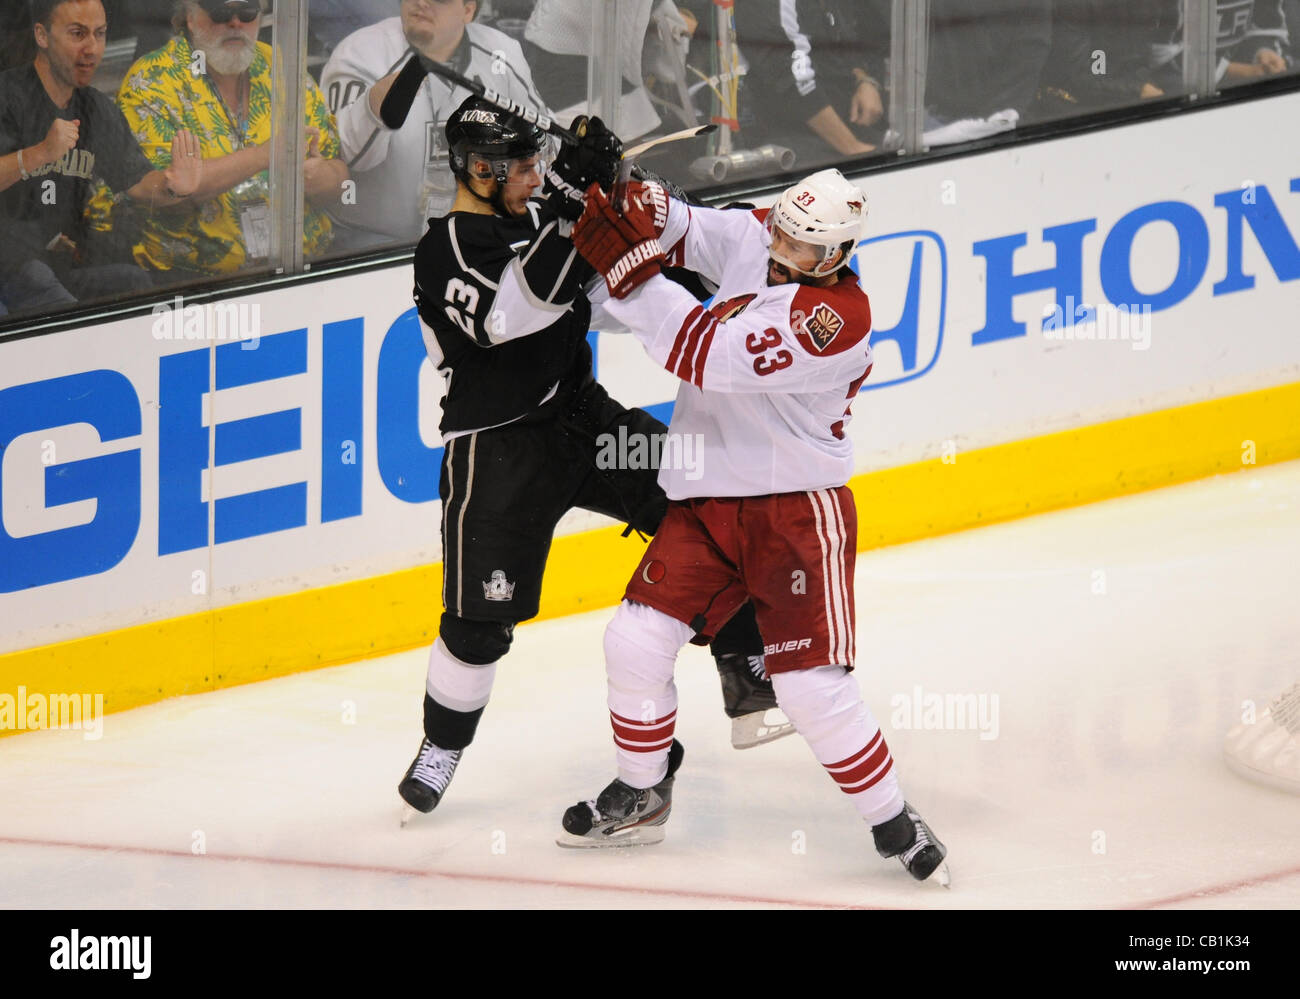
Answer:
[
  {"left": 321, "top": 37, "right": 398, "bottom": 172},
  {"left": 415, "top": 208, "right": 586, "bottom": 348},
  {"left": 483, "top": 212, "right": 586, "bottom": 344},
  {"left": 575, "top": 184, "right": 872, "bottom": 392},
  {"left": 624, "top": 181, "right": 764, "bottom": 288},
  {"left": 604, "top": 273, "right": 874, "bottom": 394},
  {"left": 655, "top": 192, "right": 764, "bottom": 286}
]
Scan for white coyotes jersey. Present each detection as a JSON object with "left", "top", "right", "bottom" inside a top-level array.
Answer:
[{"left": 595, "top": 198, "right": 874, "bottom": 500}]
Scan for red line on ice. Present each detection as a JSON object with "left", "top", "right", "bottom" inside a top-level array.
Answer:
[
  {"left": 0, "top": 834, "right": 880, "bottom": 910},
  {"left": 1122, "top": 863, "right": 1300, "bottom": 909}
]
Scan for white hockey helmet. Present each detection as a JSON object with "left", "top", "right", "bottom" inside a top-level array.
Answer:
[{"left": 765, "top": 168, "right": 869, "bottom": 277}]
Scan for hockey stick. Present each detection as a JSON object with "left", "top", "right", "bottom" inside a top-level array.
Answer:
[
  {"left": 379, "top": 53, "right": 579, "bottom": 143},
  {"left": 380, "top": 55, "right": 718, "bottom": 161},
  {"left": 623, "top": 124, "right": 717, "bottom": 159}
]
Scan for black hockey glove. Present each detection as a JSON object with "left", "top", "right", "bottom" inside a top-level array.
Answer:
[{"left": 544, "top": 115, "right": 623, "bottom": 222}]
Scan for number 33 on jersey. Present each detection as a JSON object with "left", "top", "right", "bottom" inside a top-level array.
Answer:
[{"left": 595, "top": 200, "right": 874, "bottom": 501}]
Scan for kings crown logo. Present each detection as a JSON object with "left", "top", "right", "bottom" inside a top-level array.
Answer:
[{"left": 483, "top": 570, "right": 515, "bottom": 601}]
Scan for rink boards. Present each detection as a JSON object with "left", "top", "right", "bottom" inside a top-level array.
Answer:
[{"left": 2, "top": 90, "right": 1299, "bottom": 723}]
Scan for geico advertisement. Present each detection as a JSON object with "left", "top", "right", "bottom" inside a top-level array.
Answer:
[{"left": 2, "top": 93, "right": 1299, "bottom": 648}]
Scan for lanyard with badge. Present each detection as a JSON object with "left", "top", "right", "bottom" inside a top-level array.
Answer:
[{"left": 208, "top": 69, "right": 271, "bottom": 262}]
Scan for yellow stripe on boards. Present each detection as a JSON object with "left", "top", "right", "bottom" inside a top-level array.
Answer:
[{"left": 2, "top": 380, "right": 1297, "bottom": 736}]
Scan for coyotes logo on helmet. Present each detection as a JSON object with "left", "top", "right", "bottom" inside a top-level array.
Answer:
[{"left": 805, "top": 303, "right": 845, "bottom": 352}]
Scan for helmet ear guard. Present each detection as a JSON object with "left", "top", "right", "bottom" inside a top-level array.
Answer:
[{"left": 445, "top": 94, "right": 546, "bottom": 192}]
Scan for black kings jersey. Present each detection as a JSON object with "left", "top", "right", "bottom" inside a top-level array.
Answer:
[{"left": 414, "top": 204, "right": 592, "bottom": 435}]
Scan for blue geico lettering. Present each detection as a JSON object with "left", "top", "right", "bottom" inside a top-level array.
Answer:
[
  {"left": 0, "top": 311, "right": 433, "bottom": 588},
  {"left": 376, "top": 309, "right": 440, "bottom": 504},
  {"left": 973, "top": 177, "right": 1300, "bottom": 344},
  {"left": 159, "top": 330, "right": 309, "bottom": 554},
  {"left": 0, "top": 371, "right": 141, "bottom": 592}
]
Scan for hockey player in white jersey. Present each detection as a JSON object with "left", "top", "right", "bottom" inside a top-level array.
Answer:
[
  {"left": 557, "top": 169, "right": 950, "bottom": 883},
  {"left": 321, "top": 0, "right": 547, "bottom": 247}
]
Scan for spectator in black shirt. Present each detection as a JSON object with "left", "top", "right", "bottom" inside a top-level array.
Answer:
[
  {"left": 715, "top": 0, "right": 889, "bottom": 168},
  {"left": 0, "top": 0, "right": 202, "bottom": 315},
  {"left": 1038, "top": 0, "right": 1167, "bottom": 115},
  {"left": 926, "top": 0, "right": 1053, "bottom": 143}
]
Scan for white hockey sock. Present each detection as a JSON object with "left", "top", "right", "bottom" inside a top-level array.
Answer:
[
  {"left": 772, "top": 666, "right": 905, "bottom": 827},
  {"left": 425, "top": 637, "right": 497, "bottom": 712},
  {"left": 604, "top": 600, "right": 693, "bottom": 789}
]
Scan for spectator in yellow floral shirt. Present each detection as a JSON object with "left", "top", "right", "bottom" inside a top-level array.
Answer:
[{"left": 114, "top": 0, "right": 348, "bottom": 277}]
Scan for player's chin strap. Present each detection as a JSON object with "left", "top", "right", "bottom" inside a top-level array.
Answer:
[{"left": 459, "top": 174, "right": 511, "bottom": 217}]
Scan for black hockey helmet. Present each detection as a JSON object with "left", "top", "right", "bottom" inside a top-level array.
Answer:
[{"left": 446, "top": 95, "right": 545, "bottom": 187}]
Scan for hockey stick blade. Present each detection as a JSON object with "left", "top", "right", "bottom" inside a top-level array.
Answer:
[
  {"left": 624, "top": 124, "right": 717, "bottom": 159},
  {"left": 379, "top": 53, "right": 429, "bottom": 130}
]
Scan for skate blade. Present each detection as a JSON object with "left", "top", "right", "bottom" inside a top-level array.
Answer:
[
  {"left": 934, "top": 862, "right": 952, "bottom": 888},
  {"left": 555, "top": 825, "right": 667, "bottom": 849},
  {"left": 1223, "top": 749, "right": 1300, "bottom": 793},
  {"left": 731, "top": 709, "right": 795, "bottom": 750}
]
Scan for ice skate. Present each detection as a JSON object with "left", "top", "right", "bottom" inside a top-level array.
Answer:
[
  {"left": 1224, "top": 682, "right": 1300, "bottom": 793},
  {"left": 557, "top": 740, "right": 685, "bottom": 847},
  {"left": 398, "top": 738, "right": 462, "bottom": 824},
  {"left": 715, "top": 653, "right": 794, "bottom": 749},
  {"left": 871, "top": 801, "right": 950, "bottom": 886}
]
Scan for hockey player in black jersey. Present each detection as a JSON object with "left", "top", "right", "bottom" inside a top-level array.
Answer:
[{"left": 398, "top": 95, "right": 788, "bottom": 817}]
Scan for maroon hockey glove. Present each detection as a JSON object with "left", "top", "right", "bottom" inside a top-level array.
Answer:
[
  {"left": 573, "top": 184, "right": 665, "bottom": 299},
  {"left": 617, "top": 179, "right": 671, "bottom": 240}
]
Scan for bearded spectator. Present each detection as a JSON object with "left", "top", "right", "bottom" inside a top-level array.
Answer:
[{"left": 112, "top": 0, "right": 348, "bottom": 278}]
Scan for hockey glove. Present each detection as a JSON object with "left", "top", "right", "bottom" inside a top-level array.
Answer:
[
  {"left": 573, "top": 183, "right": 665, "bottom": 299},
  {"left": 544, "top": 115, "right": 623, "bottom": 222},
  {"left": 616, "top": 179, "right": 672, "bottom": 240}
]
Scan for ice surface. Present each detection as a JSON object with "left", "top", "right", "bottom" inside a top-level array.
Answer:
[{"left": 3, "top": 462, "right": 1299, "bottom": 909}]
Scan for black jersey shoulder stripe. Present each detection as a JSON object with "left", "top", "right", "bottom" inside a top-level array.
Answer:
[
  {"left": 520, "top": 218, "right": 556, "bottom": 268},
  {"left": 547, "top": 245, "right": 578, "bottom": 302},
  {"left": 447, "top": 216, "right": 501, "bottom": 291}
]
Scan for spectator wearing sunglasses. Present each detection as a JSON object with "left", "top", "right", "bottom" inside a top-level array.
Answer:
[{"left": 106, "top": 0, "right": 349, "bottom": 278}]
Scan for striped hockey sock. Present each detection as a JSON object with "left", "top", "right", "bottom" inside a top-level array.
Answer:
[
  {"left": 772, "top": 665, "right": 905, "bottom": 826},
  {"left": 604, "top": 601, "right": 693, "bottom": 788}
]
